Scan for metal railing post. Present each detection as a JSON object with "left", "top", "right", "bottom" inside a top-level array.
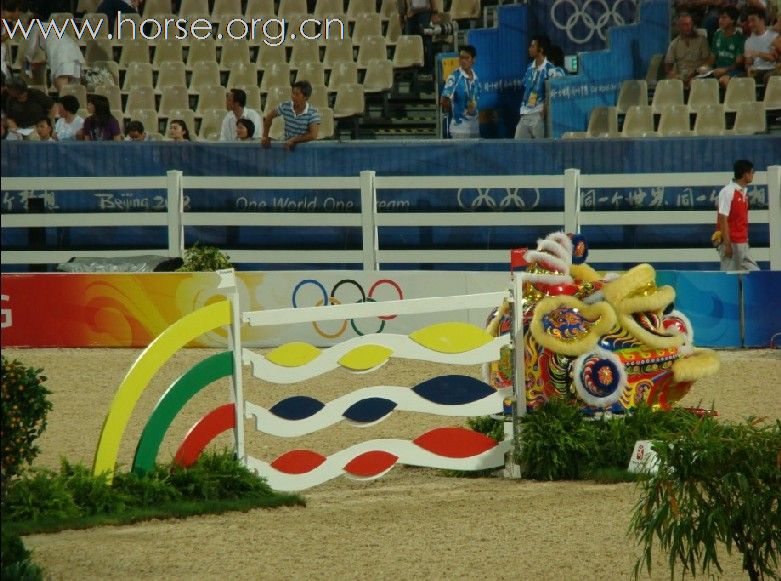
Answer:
[
  {"left": 166, "top": 170, "right": 184, "bottom": 258},
  {"left": 767, "top": 165, "right": 781, "bottom": 270},
  {"left": 360, "top": 170, "right": 378, "bottom": 271},
  {"left": 564, "top": 168, "right": 580, "bottom": 234}
]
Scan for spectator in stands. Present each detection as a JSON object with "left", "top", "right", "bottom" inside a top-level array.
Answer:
[
  {"left": 4, "top": 77, "right": 56, "bottom": 139},
  {"left": 220, "top": 88, "right": 263, "bottom": 142},
  {"left": 54, "top": 95, "right": 84, "bottom": 141},
  {"left": 236, "top": 118, "right": 256, "bottom": 141},
  {"left": 772, "top": 18, "right": 781, "bottom": 73},
  {"left": 23, "top": 17, "right": 85, "bottom": 92},
  {"left": 98, "top": 0, "right": 143, "bottom": 35},
  {"left": 1, "top": 1, "right": 24, "bottom": 79},
  {"left": 515, "top": 35, "right": 562, "bottom": 139},
  {"left": 401, "top": 0, "right": 439, "bottom": 72},
  {"left": 35, "top": 117, "right": 55, "bottom": 141},
  {"left": 665, "top": 12, "right": 711, "bottom": 87},
  {"left": 168, "top": 119, "right": 192, "bottom": 141},
  {"left": 262, "top": 80, "right": 320, "bottom": 151},
  {"left": 78, "top": 93, "right": 121, "bottom": 141},
  {"left": 674, "top": 0, "right": 723, "bottom": 40},
  {"left": 2, "top": 111, "right": 23, "bottom": 140},
  {"left": 440, "top": 45, "right": 481, "bottom": 139},
  {"left": 744, "top": 6, "right": 778, "bottom": 83},
  {"left": 125, "top": 119, "right": 151, "bottom": 141},
  {"left": 715, "top": 159, "right": 759, "bottom": 271},
  {"left": 705, "top": 6, "right": 745, "bottom": 88}
]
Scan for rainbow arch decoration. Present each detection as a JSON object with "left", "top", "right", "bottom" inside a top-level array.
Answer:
[{"left": 92, "top": 270, "right": 244, "bottom": 482}]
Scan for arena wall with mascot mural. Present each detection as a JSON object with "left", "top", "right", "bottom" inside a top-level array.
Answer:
[{"left": 484, "top": 232, "right": 720, "bottom": 413}]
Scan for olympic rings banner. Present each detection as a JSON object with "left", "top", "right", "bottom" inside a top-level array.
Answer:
[
  {"left": 528, "top": 0, "right": 639, "bottom": 54},
  {"left": 0, "top": 271, "right": 508, "bottom": 348}
]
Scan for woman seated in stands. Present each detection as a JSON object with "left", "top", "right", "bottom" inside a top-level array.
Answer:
[
  {"left": 236, "top": 118, "right": 255, "bottom": 142},
  {"left": 78, "top": 94, "right": 121, "bottom": 141},
  {"left": 168, "top": 119, "right": 192, "bottom": 142}
]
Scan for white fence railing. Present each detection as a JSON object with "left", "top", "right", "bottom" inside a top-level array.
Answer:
[{"left": 2, "top": 166, "right": 779, "bottom": 270}]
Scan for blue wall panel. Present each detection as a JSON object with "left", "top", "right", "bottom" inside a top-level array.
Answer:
[
  {"left": 742, "top": 271, "right": 781, "bottom": 348},
  {"left": 657, "top": 271, "right": 742, "bottom": 348}
]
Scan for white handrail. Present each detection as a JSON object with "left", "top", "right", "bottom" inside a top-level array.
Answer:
[{"left": 1, "top": 166, "right": 778, "bottom": 270}]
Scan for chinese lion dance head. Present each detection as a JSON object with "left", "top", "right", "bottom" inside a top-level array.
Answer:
[{"left": 485, "top": 232, "right": 719, "bottom": 413}]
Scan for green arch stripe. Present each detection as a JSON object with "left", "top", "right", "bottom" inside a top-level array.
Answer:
[{"left": 132, "top": 351, "right": 234, "bottom": 475}]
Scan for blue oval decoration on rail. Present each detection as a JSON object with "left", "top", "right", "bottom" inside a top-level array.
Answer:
[
  {"left": 343, "top": 398, "right": 398, "bottom": 423},
  {"left": 412, "top": 375, "right": 495, "bottom": 405},
  {"left": 270, "top": 396, "right": 325, "bottom": 420}
]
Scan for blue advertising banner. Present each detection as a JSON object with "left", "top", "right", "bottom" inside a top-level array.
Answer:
[
  {"left": 742, "top": 271, "right": 781, "bottom": 348},
  {"left": 2, "top": 137, "right": 778, "bottom": 272},
  {"left": 657, "top": 271, "right": 742, "bottom": 348}
]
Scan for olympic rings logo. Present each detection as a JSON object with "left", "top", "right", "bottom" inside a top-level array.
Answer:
[
  {"left": 457, "top": 188, "right": 541, "bottom": 211},
  {"left": 292, "top": 278, "right": 404, "bottom": 338},
  {"left": 549, "top": 0, "right": 636, "bottom": 45}
]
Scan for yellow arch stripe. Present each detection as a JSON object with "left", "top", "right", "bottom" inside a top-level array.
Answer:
[{"left": 93, "top": 301, "right": 232, "bottom": 481}]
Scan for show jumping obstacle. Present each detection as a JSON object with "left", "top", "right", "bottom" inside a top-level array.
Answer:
[{"left": 93, "top": 232, "right": 720, "bottom": 491}]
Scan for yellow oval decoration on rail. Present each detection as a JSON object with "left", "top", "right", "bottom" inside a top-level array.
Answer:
[
  {"left": 266, "top": 342, "right": 322, "bottom": 367},
  {"left": 338, "top": 345, "right": 393, "bottom": 371},
  {"left": 409, "top": 322, "right": 493, "bottom": 354}
]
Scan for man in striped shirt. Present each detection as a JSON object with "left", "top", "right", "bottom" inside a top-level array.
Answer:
[{"left": 261, "top": 81, "right": 320, "bottom": 151}]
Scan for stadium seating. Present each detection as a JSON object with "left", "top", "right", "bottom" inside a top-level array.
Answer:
[
  {"left": 651, "top": 79, "right": 684, "bottom": 115},
  {"left": 616, "top": 80, "right": 647, "bottom": 114},
  {"left": 656, "top": 104, "right": 692, "bottom": 137},
  {"left": 723, "top": 77, "right": 757, "bottom": 113},
  {"left": 333, "top": 83, "right": 365, "bottom": 118},
  {"left": 693, "top": 103, "right": 727, "bottom": 136},
  {"left": 586, "top": 106, "right": 618, "bottom": 137},
  {"left": 732, "top": 102, "right": 766, "bottom": 134},
  {"left": 687, "top": 78, "right": 719, "bottom": 114},
  {"left": 392, "top": 35, "right": 424, "bottom": 68},
  {"left": 621, "top": 105, "right": 655, "bottom": 137}
]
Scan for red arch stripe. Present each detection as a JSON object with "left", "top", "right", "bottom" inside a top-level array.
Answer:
[{"left": 174, "top": 403, "right": 236, "bottom": 468}]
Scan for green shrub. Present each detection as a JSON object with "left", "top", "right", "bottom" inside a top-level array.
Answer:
[
  {"left": 1, "top": 357, "right": 52, "bottom": 496},
  {"left": 176, "top": 243, "right": 233, "bottom": 272},
  {"left": 631, "top": 418, "right": 781, "bottom": 581},
  {"left": 517, "top": 399, "right": 600, "bottom": 480},
  {"left": 466, "top": 415, "right": 505, "bottom": 443},
  {"left": 467, "top": 401, "right": 710, "bottom": 481},
  {"left": 167, "top": 450, "right": 273, "bottom": 500},
  {"left": 2, "top": 469, "right": 79, "bottom": 521},
  {"left": 2, "top": 451, "right": 274, "bottom": 525},
  {"left": 113, "top": 465, "right": 181, "bottom": 508},
  {"left": 1, "top": 528, "right": 43, "bottom": 581},
  {"left": 58, "top": 460, "right": 131, "bottom": 515}
]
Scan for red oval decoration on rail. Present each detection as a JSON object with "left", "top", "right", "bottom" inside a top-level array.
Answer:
[
  {"left": 271, "top": 450, "right": 327, "bottom": 474},
  {"left": 344, "top": 451, "right": 399, "bottom": 477},
  {"left": 413, "top": 427, "right": 498, "bottom": 458}
]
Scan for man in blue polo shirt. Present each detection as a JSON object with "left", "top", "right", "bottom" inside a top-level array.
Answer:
[
  {"left": 261, "top": 80, "right": 320, "bottom": 151},
  {"left": 515, "top": 35, "right": 562, "bottom": 139}
]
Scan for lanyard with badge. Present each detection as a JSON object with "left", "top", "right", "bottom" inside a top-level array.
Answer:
[
  {"left": 527, "top": 65, "right": 542, "bottom": 108},
  {"left": 463, "top": 72, "right": 477, "bottom": 118}
]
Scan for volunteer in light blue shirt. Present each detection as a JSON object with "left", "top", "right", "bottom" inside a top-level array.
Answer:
[
  {"left": 440, "top": 45, "right": 481, "bottom": 139},
  {"left": 515, "top": 35, "right": 562, "bottom": 139}
]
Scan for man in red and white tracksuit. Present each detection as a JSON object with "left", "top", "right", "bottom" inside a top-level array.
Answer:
[{"left": 716, "top": 159, "right": 759, "bottom": 271}]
